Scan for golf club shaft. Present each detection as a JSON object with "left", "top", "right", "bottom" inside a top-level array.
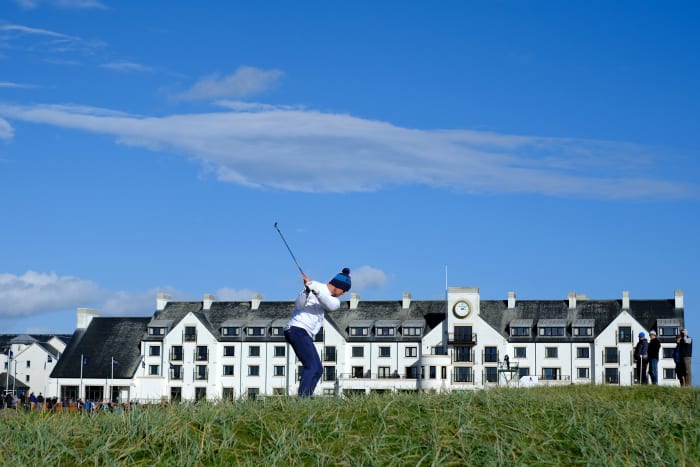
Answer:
[{"left": 274, "top": 222, "right": 306, "bottom": 277}]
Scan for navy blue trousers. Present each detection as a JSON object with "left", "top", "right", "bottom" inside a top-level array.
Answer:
[{"left": 285, "top": 326, "right": 323, "bottom": 397}]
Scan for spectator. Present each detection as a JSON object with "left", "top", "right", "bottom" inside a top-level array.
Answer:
[
  {"left": 674, "top": 335, "right": 686, "bottom": 386},
  {"left": 647, "top": 331, "right": 660, "bottom": 385},
  {"left": 680, "top": 328, "right": 693, "bottom": 386},
  {"left": 634, "top": 332, "right": 649, "bottom": 384}
]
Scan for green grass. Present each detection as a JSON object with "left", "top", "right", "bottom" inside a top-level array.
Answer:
[{"left": 1, "top": 385, "right": 698, "bottom": 466}]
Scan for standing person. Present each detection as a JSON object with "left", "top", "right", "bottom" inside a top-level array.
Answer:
[
  {"left": 285, "top": 268, "right": 351, "bottom": 397},
  {"left": 647, "top": 331, "right": 660, "bottom": 385},
  {"left": 680, "top": 328, "right": 693, "bottom": 386},
  {"left": 634, "top": 332, "right": 649, "bottom": 384},
  {"left": 674, "top": 335, "right": 686, "bottom": 386}
]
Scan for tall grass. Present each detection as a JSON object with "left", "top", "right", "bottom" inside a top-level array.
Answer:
[{"left": 1, "top": 385, "right": 698, "bottom": 466}]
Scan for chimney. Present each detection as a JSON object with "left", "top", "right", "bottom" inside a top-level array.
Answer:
[
  {"left": 350, "top": 292, "right": 360, "bottom": 310},
  {"left": 77, "top": 308, "right": 99, "bottom": 330},
  {"left": 622, "top": 291, "right": 630, "bottom": 310},
  {"left": 568, "top": 291, "right": 576, "bottom": 309},
  {"left": 203, "top": 294, "right": 215, "bottom": 311},
  {"left": 675, "top": 290, "right": 684, "bottom": 309},
  {"left": 251, "top": 293, "right": 262, "bottom": 310},
  {"left": 402, "top": 292, "right": 411, "bottom": 310},
  {"left": 157, "top": 293, "right": 171, "bottom": 311},
  {"left": 508, "top": 291, "right": 516, "bottom": 309}
]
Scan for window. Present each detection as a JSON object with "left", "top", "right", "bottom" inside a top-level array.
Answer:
[
  {"left": 184, "top": 326, "right": 197, "bottom": 342},
  {"left": 379, "top": 347, "right": 391, "bottom": 358},
  {"left": 247, "top": 388, "right": 259, "bottom": 400},
  {"left": 47, "top": 355, "right": 52, "bottom": 363},
  {"left": 196, "top": 346, "right": 208, "bottom": 361},
  {"left": 223, "top": 346, "right": 235, "bottom": 357},
  {"left": 149, "top": 345, "right": 161, "bottom": 356},
  {"left": 171, "top": 387, "right": 182, "bottom": 402},
  {"left": 604, "top": 368, "right": 619, "bottom": 384},
  {"left": 485, "top": 367, "right": 498, "bottom": 383},
  {"left": 170, "top": 364, "right": 182, "bottom": 380},
  {"left": 514, "top": 347, "right": 526, "bottom": 358},
  {"left": 511, "top": 327, "right": 530, "bottom": 337},
  {"left": 454, "top": 326, "right": 473, "bottom": 341},
  {"left": 324, "top": 346, "right": 337, "bottom": 362},
  {"left": 453, "top": 346, "right": 471, "bottom": 362},
  {"left": 324, "top": 366, "right": 336, "bottom": 381},
  {"left": 248, "top": 365, "right": 260, "bottom": 377},
  {"left": 484, "top": 347, "right": 498, "bottom": 363},
  {"left": 604, "top": 347, "right": 619, "bottom": 364},
  {"left": 618, "top": 326, "right": 632, "bottom": 343},
  {"left": 429, "top": 366, "right": 437, "bottom": 379},
  {"left": 659, "top": 326, "right": 678, "bottom": 337},
  {"left": 248, "top": 346, "right": 260, "bottom": 357},
  {"left": 378, "top": 367, "right": 391, "bottom": 378},
  {"left": 405, "top": 346, "right": 417, "bottom": 358},
  {"left": 376, "top": 327, "right": 395, "bottom": 337},
  {"left": 539, "top": 327, "right": 565, "bottom": 336},
  {"left": 577, "top": 347, "right": 590, "bottom": 358},
  {"left": 271, "top": 327, "right": 284, "bottom": 336},
  {"left": 26, "top": 360, "right": 31, "bottom": 368},
  {"left": 518, "top": 367, "right": 530, "bottom": 378},
  {"left": 573, "top": 327, "right": 593, "bottom": 337},
  {"left": 577, "top": 367, "right": 590, "bottom": 379},
  {"left": 195, "top": 365, "right": 208, "bottom": 380},
  {"left": 149, "top": 365, "right": 159, "bottom": 376},
  {"left": 148, "top": 327, "right": 165, "bottom": 336},
  {"left": 273, "top": 365, "right": 285, "bottom": 377},
  {"left": 454, "top": 367, "right": 472, "bottom": 382},
  {"left": 171, "top": 346, "right": 183, "bottom": 361},
  {"left": 221, "top": 327, "right": 240, "bottom": 336},
  {"left": 403, "top": 327, "right": 422, "bottom": 336},
  {"left": 26, "top": 375, "right": 30, "bottom": 382},
  {"left": 663, "top": 368, "right": 676, "bottom": 380},
  {"left": 352, "top": 346, "right": 364, "bottom": 358},
  {"left": 545, "top": 347, "right": 558, "bottom": 358},
  {"left": 247, "top": 327, "right": 266, "bottom": 337},
  {"left": 405, "top": 366, "right": 419, "bottom": 379},
  {"left": 195, "top": 387, "right": 207, "bottom": 401},
  {"left": 663, "top": 347, "right": 675, "bottom": 359},
  {"left": 352, "top": 366, "right": 364, "bottom": 378},
  {"left": 441, "top": 366, "right": 447, "bottom": 379},
  {"left": 223, "top": 365, "right": 234, "bottom": 376},
  {"left": 350, "top": 327, "right": 369, "bottom": 336},
  {"left": 222, "top": 387, "right": 235, "bottom": 400},
  {"left": 274, "top": 346, "right": 285, "bottom": 358},
  {"left": 542, "top": 368, "right": 559, "bottom": 380}
]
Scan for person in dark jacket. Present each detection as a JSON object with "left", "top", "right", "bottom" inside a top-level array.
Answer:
[
  {"left": 674, "top": 335, "right": 686, "bottom": 386},
  {"left": 647, "top": 330, "right": 661, "bottom": 385},
  {"left": 634, "top": 332, "right": 649, "bottom": 384}
]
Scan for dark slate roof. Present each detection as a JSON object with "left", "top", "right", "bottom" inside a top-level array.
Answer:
[
  {"left": 37, "top": 342, "right": 62, "bottom": 357},
  {"left": 0, "top": 372, "right": 29, "bottom": 391},
  {"left": 50, "top": 317, "right": 150, "bottom": 379},
  {"left": 479, "top": 299, "right": 683, "bottom": 341}
]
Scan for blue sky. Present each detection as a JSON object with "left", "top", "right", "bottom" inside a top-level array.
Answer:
[{"left": 1, "top": 0, "right": 698, "bottom": 366}]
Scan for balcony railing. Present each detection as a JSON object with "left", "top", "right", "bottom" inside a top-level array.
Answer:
[{"left": 448, "top": 332, "right": 477, "bottom": 344}]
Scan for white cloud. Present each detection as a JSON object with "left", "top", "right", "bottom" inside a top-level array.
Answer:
[
  {"left": 99, "top": 61, "right": 154, "bottom": 73},
  {"left": 0, "top": 102, "right": 693, "bottom": 199},
  {"left": 14, "top": 0, "right": 107, "bottom": 9},
  {"left": 0, "top": 118, "right": 13, "bottom": 139},
  {"left": 351, "top": 266, "right": 389, "bottom": 291},
  {"left": 0, "top": 271, "right": 104, "bottom": 317},
  {"left": 0, "top": 81, "right": 38, "bottom": 89},
  {"left": 174, "top": 66, "right": 284, "bottom": 101}
]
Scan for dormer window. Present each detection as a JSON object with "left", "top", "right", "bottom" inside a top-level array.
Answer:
[
  {"left": 349, "top": 320, "right": 373, "bottom": 337},
  {"left": 350, "top": 327, "right": 369, "bottom": 336},
  {"left": 221, "top": 327, "right": 240, "bottom": 337},
  {"left": 376, "top": 327, "right": 395, "bottom": 337},
  {"left": 657, "top": 319, "right": 681, "bottom": 337},
  {"left": 572, "top": 319, "right": 595, "bottom": 338},
  {"left": 509, "top": 319, "right": 533, "bottom": 337},
  {"left": 538, "top": 319, "right": 566, "bottom": 337},
  {"left": 247, "top": 326, "right": 266, "bottom": 337},
  {"left": 148, "top": 327, "right": 165, "bottom": 336}
]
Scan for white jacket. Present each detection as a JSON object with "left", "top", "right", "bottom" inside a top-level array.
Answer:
[{"left": 286, "top": 280, "right": 341, "bottom": 337}]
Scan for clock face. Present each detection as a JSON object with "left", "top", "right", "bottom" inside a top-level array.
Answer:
[{"left": 453, "top": 300, "right": 471, "bottom": 318}]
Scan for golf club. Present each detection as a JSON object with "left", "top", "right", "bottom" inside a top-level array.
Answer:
[{"left": 274, "top": 222, "right": 307, "bottom": 278}]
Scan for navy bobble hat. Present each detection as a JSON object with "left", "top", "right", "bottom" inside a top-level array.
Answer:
[{"left": 329, "top": 268, "right": 352, "bottom": 292}]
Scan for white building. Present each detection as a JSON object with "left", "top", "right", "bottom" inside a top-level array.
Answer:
[
  {"left": 1, "top": 334, "right": 69, "bottom": 397},
  {"left": 48, "top": 288, "right": 686, "bottom": 402}
]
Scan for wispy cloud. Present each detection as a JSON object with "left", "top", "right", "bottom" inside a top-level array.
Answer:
[
  {"left": 0, "top": 22, "right": 105, "bottom": 56},
  {"left": 14, "top": 0, "right": 107, "bottom": 10},
  {"left": 99, "top": 60, "right": 154, "bottom": 73},
  {"left": 173, "top": 66, "right": 284, "bottom": 101},
  {"left": 351, "top": 266, "right": 389, "bottom": 291},
  {"left": 0, "top": 102, "right": 693, "bottom": 199},
  {"left": 0, "top": 81, "right": 39, "bottom": 89},
  {"left": 0, "top": 117, "right": 13, "bottom": 139}
]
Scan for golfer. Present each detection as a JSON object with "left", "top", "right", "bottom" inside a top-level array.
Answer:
[{"left": 285, "top": 268, "right": 351, "bottom": 397}]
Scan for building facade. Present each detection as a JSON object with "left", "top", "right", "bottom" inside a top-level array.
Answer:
[
  {"left": 48, "top": 288, "right": 686, "bottom": 403},
  {"left": 1, "top": 334, "right": 69, "bottom": 397}
]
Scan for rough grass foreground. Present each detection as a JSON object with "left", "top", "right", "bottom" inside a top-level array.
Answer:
[{"left": 1, "top": 385, "right": 698, "bottom": 466}]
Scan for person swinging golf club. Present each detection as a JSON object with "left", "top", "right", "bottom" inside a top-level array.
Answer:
[{"left": 285, "top": 268, "right": 351, "bottom": 397}]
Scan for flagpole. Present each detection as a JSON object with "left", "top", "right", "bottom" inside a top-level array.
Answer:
[
  {"left": 80, "top": 353, "right": 84, "bottom": 400},
  {"left": 5, "top": 350, "right": 10, "bottom": 394}
]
